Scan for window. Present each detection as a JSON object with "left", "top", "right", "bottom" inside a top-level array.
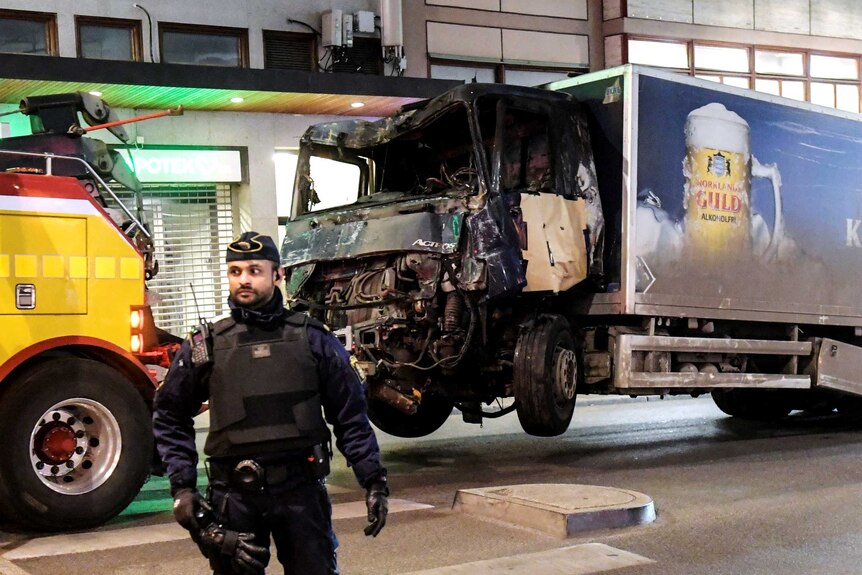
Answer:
[
  {"left": 505, "top": 69, "right": 572, "bottom": 87},
  {"left": 431, "top": 63, "right": 497, "bottom": 83},
  {"left": 696, "top": 74, "right": 751, "bottom": 89},
  {"left": 811, "top": 82, "right": 860, "bottom": 112},
  {"left": 751, "top": 49, "right": 807, "bottom": 101},
  {"left": 755, "top": 50, "right": 804, "bottom": 76},
  {"left": 500, "top": 108, "right": 554, "bottom": 194},
  {"left": 76, "top": 16, "right": 141, "bottom": 61},
  {"left": 811, "top": 54, "right": 859, "bottom": 113},
  {"left": 628, "top": 39, "right": 689, "bottom": 70},
  {"left": 160, "top": 23, "right": 248, "bottom": 67},
  {"left": 303, "top": 157, "right": 361, "bottom": 213},
  {"left": 811, "top": 55, "right": 858, "bottom": 80},
  {"left": 263, "top": 30, "right": 315, "bottom": 71},
  {"left": 628, "top": 37, "right": 862, "bottom": 112},
  {"left": 754, "top": 78, "right": 805, "bottom": 101},
  {"left": 274, "top": 149, "right": 299, "bottom": 246},
  {"left": 294, "top": 104, "right": 483, "bottom": 217},
  {"left": 430, "top": 60, "right": 583, "bottom": 87},
  {"left": 836, "top": 84, "right": 860, "bottom": 112},
  {"left": 694, "top": 45, "right": 749, "bottom": 74},
  {"left": 0, "top": 10, "right": 56, "bottom": 55},
  {"left": 279, "top": 148, "right": 364, "bottom": 216}
]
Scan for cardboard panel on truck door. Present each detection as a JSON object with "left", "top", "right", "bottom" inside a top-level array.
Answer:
[
  {"left": 0, "top": 214, "right": 87, "bottom": 314},
  {"left": 520, "top": 193, "right": 588, "bottom": 292}
]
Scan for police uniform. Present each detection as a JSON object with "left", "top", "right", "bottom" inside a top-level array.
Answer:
[{"left": 153, "top": 232, "right": 387, "bottom": 575}]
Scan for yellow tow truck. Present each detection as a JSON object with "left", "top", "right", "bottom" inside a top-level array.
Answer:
[{"left": 0, "top": 93, "right": 181, "bottom": 530}]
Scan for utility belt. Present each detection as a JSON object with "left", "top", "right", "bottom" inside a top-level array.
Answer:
[{"left": 207, "top": 444, "right": 330, "bottom": 492}]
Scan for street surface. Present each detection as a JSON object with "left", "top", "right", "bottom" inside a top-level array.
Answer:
[{"left": 2, "top": 395, "right": 862, "bottom": 574}]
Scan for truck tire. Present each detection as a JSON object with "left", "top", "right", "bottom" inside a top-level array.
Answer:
[
  {"left": 513, "top": 314, "right": 579, "bottom": 437},
  {"left": 711, "top": 389, "right": 792, "bottom": 421},
  {"left": 835, "top": 396, "right": 862, "bottom": 424},
  {"left": 368, "top": 395, "right": 453, "bottom": 438},
  {"left": 0, "top": 358, "right": 151, "bottom": 531}
]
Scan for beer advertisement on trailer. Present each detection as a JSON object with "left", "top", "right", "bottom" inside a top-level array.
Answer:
[{"left": 560, "top": 66, "right": 862, "bottom": 321}]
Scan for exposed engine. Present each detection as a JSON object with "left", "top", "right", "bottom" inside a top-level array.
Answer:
[{"left": 293, "top": 252, "right": 504, "bottom": 416}]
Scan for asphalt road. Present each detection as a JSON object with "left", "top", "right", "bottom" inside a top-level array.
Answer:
[{"left": 3, "top": 395, "right": 862, "bottom": 574}]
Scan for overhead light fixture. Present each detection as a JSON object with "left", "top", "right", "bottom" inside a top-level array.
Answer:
[
  {"left": 350, "top": 101, "right": 365, "bottom": 108},
  {"left": 230, "top": 96, "right": 244, "bottom": 103},
  {"left": 89, "top": 91, "right": 103, "bottom": 97}
]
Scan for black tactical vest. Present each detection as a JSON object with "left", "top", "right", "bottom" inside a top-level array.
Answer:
[{"left": 204, "top": 312, "right": 331, "bottom": 459}]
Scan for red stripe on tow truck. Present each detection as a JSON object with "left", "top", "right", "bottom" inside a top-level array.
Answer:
[
  {"left": 0, "top": 172, "right": 145, "bottom": 258},
  {"left": 0, "top": 172, "right": 96, "bottom": 200},
  {"left": 0, "top": 336, "right": 158, "bottom": 388}
]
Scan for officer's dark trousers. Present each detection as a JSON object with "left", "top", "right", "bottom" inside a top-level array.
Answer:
[{"left": 208, "top": 477, "right": 339, "bottom": 575}]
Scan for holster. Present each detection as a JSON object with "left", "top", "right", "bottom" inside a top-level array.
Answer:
[{"left": 305, "top": 443, "right": 330, "bottom": 480}]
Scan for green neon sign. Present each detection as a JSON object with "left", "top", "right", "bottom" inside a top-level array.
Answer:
[{"left": 117, "top": 149, "right": 243, "bottom": 183}]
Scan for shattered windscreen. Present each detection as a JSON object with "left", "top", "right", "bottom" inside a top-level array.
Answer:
[{"left": 294, "top": 103, "right": 489, "bottom": 216}]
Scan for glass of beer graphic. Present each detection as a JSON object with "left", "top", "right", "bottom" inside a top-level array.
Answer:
[{"left": 682, "top": 103, "right": 783, "bottom": 262}]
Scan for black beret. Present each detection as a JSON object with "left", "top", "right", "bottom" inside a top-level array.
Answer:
[{"left": 226, "top": 231, "right": 280, "bottom": 264}]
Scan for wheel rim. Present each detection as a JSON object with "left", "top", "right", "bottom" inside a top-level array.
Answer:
[
  {"left": 29, "top": 397, "right": 122, "bottom": 495},
  {"left": 553, "top": 346, "right": 577, "bottom": 404}
]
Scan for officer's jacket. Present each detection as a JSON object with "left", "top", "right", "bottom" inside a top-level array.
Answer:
[
  {"left": 153, "top": 303, "right": 385, "bottom": 493},
  {"left": 205, "top": 313, "right": 331, "bottom": 458}
]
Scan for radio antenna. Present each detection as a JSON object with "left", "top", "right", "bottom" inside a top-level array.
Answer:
[{"left": 189, "top": 283, "right": 205, "bottom": 324}]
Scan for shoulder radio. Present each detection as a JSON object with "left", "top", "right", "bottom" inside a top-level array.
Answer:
[{"left": 189, "top": 282, "right": 214, "bottom": 367}]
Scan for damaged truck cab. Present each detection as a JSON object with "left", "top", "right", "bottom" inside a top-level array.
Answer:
[
  {"left": 282, "top": 84, "right": 604, "bottom": 436},
  {"left": 284, "top": 66, "right": 862, "bottom": 438}
]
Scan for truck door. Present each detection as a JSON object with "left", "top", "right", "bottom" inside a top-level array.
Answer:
[{"left": 495, "top": 103, "right": 589, "bottom": 293}]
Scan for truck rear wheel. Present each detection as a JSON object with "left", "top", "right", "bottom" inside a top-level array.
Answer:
[
  {"left": 513, "top": 314, "right": 579, "bottom": 437},
  {"left": 368, "top": 395, "right": 454, "bottom": 438},
  {"left": 835, "top": 396, "right": 862, "bottom": 423},
  {"left": 0, "top": 358, "right": 151, "bottom": 530},
  {"left": 711, "top": 389, "right": 792, "bottom": 421}
]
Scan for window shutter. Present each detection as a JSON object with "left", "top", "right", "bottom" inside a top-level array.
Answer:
[{"left": 263, "top": 30, "right": 315, "bottom": 71}]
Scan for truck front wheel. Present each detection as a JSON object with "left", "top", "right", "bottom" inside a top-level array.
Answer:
[
  {"left": 367, "top": 395, "right": 454, "bottom": 438},
  {"left": 513, "top": 314, "right": 580, "bottom": 436},
  {"left": 0, "top": 358, "right": 151, "bottom": 530}
]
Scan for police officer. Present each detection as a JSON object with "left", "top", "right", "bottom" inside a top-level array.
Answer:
[{"left": 153, "top": 231, "right": 388, "bottom": 575}]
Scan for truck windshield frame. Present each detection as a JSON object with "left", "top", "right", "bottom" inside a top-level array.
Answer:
[{"left": 291, "top": 101, "right": 491, "bottom": 218}]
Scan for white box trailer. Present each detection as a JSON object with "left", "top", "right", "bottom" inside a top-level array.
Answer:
[{"left": 552, "top": 66, "right": 862, "bottom": 404}]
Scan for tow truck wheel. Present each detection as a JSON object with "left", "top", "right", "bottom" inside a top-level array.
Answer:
[
  {"left": 0, "top": 358, "right": 151, "bottom": 531},
  {"left": 368, "top": 395, "right": 454, "bottom": 438},
  {"left": 513, "top": 314, "right": 579, "bottom": 437},
  {"left": 711, "top": 389, "right": 792, "bottom": 421}
]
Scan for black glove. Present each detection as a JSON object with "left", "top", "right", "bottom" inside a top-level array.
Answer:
[
  {"left": 200, "top": 524, "right": 270, "bottom": 575},
  {"left": 364, "top": 478, "right": 389, "bottom": 537},
  {"left": 232, "top": 532, "right": 270, "bottom": 575},
  {"left": 172, "top": 487, "right": 200, "bottom": 533}
]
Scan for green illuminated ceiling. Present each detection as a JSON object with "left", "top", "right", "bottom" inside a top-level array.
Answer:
[
  {"left": 0, "top": 54, "right": 459, "bottom": 117},
  {"left": 0, "top": 79, "right": 419, "bottom": 116}
]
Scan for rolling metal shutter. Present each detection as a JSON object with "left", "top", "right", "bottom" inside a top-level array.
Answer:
[
  {"left": 113, "top": 184, "right": 234, "bottom": 336},
  {"left": 263, "top": 30, "right": 316, "bottom": 71}
]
